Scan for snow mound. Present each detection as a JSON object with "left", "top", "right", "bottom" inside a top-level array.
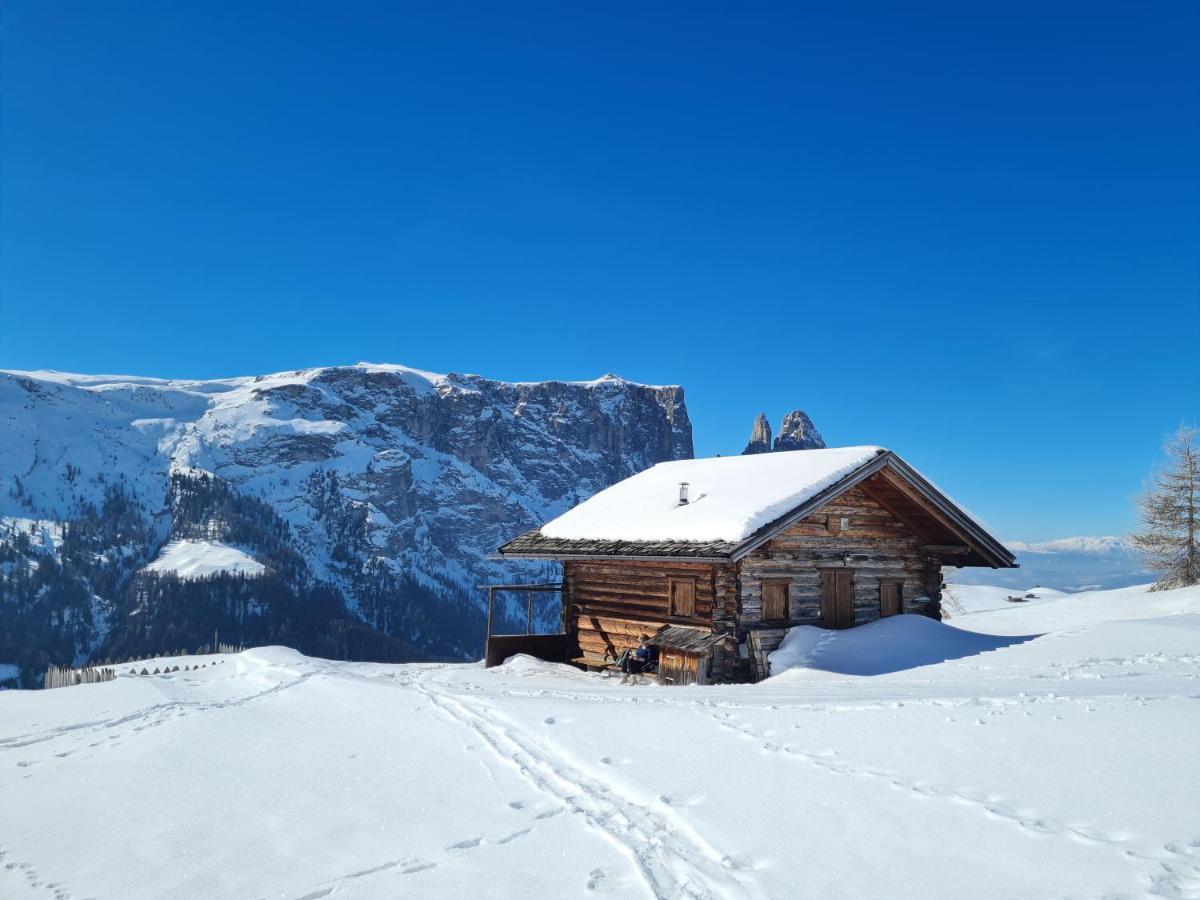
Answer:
[
  {"left": 769, "top": 614, "right": 1034, "bottom": 677},
  {"left": 491, "top": 654, "right": 597, "bottom": 683},
  {"left": 541, "top": 446, "right": 884, "bottom": 543},
  {"left": 143, "top": 540, "right": 266, "bottom": 579}
]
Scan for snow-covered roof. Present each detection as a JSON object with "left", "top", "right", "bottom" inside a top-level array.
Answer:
[{"left": 540, "top": 447, "right": 886, "bottom": 544}]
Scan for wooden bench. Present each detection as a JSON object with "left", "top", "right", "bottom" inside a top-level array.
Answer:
[{"left": 571, "top": 655, "right": 621, "bottom": 673}]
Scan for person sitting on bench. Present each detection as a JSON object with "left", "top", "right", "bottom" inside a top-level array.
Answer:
[{"left": 621, "top": 635, "right": 658, "bottom": 679}]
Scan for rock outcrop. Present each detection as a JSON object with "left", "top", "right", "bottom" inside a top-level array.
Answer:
[
  {"left": 774, "top": 410, "right": 825, "bottom": 451},
  {"left": 742, "top": 413, "right": 773, "bottom": 455},
  {"left": 741, "top": 410, "right": 825, "bottom": 456}
]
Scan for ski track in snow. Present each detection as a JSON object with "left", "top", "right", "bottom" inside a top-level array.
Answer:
[
  {"left": 701, "top": 694, "right": 1200, "bottom": 899},
  {"left": 0, "top": 662, "right": 316, "bottom": 900},
  {"left": 411, "top": 668, "right": 758, "bottom": 900},
  {"left": 0, "top": 667, "right": 313, "bottom": 756}
]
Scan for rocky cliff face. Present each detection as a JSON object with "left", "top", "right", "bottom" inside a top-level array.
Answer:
[
  {"left": 742, "top": 413, "right": 773, "bottom": 454},
  {"left": 0, "top": 365, "right": 691, "bottom": 679},
  {"left": 741, "top": 410, "right": 825, "bottom": 455},
  {"left": 774, "top": 410, "right": 824, "bottom": 451}
]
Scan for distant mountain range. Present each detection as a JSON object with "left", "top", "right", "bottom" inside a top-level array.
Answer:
[
  {"left": 948, "top": 536, "right": 1153, "bottom": 592},
  {"left": 0, "top": 364, "right": 691, "bottom": 682}
]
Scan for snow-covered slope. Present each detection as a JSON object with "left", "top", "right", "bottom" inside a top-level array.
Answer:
[
  {"left": 949, "top": 535, "right": 1152, "bottom": 591},
  {"left": 940, "top": 582, "right": 1069, "bottom": 617},
  {"left": 0, "top": 365, "right": 692, "bottom": 672},
  {"left": 143, "top": 540, "right": 266, "bottom": 579},
  {"left": 2, "top": 582, "right": 1198, "bottom": 899}
]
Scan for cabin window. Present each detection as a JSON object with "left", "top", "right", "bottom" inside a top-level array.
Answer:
[
  {"left": 762, "top": 579, "right": 790, "bottom": 622},
  {"left": 669, "top": 578, "right": 696, "bottom": 618},
  {"left": 826, "top": 515, "right": 849, "bottom": 534},
  {"left": 879, "top": 579, "right": 903, "bottom": 617}
]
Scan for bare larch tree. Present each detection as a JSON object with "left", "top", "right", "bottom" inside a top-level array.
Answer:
[{"left": 1131, "top": 426, "right": 1199, "bottom": 591}]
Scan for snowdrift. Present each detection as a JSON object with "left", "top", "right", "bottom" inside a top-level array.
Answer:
[{"left": 768, "top": 614, "right": 1035, "bottom": 677}]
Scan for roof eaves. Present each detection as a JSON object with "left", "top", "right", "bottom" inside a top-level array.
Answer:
[{"left": 880, "top": 454, "right": 1017, "bottom": 568}]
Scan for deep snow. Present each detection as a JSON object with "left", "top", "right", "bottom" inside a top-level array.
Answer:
[
  {"left": 2, "top": 583, "right": 1199, "bottom": 899},
  {"left": 767, "top": 614, "right": 1035, "bottom": 677}
]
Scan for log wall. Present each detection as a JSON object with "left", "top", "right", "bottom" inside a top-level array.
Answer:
[
  {"left": 738, "top": 486, "right": 943, "bottom": 632},
  {"left": 564, "top": 559, "right": 719, "bottom": 662}
]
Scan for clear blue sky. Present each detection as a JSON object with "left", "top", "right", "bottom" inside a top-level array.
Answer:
[{"left": 1, "top": 1, "right": 1197, "bottom": 540}]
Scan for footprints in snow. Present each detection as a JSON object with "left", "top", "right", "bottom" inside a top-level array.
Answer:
[
  {"left": 291, "top": 820, "right": 541, "bottom": 898},
  {"left": 586, "top": 866, "right": 636, "bottom": 893},
  {"left": 415, "top": 676, "right": 756, "bottom": 899},
  {"left": 658, "top": 793, "right": 705, "bottom": 809},
  {"left": 0, "top": 843, "right": 73, "bottom": 900},
  {"left": 399, "top": 858, "right": 437, "bottom": 875},
  {"left": 710, "top": 709, "right": 1141, "bottom": 855}
]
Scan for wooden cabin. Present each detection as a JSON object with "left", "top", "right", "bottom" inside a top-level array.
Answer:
[{"left": 498, "top": 446, "right": 1016, "bottom": 682}]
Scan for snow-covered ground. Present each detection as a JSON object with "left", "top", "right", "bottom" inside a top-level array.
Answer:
[
  {"left": 2, "top": 583, "right": 1199, "bottom": 899},
  {"left": 142, "top": 539, "right": 266, "bottom": 579},
  {"left": 942, "top": 582, "right": 1069, "bottom": 616}
]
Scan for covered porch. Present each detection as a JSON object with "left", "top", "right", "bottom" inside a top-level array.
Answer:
[{"left": 482, "top": 582, "right": 570, "bottom": 668}]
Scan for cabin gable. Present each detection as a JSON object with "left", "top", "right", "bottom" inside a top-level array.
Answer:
[{"left": 738, "top": 485, "right": 943, "bottom": 629}]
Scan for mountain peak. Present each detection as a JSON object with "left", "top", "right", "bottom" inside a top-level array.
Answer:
[
  {"left": 774, "top": 410, "right": 825, "bottom": 452},
  {"left": 741, "top": 410, "right": 825, "bottom": 455},
  {"left": 742, "top": 413, "right": 773, "bottom": 455}
]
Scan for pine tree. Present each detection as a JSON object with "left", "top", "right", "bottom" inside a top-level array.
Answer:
[{"left": 1131, "top": 426, "right": 1200, "bottom": 591}]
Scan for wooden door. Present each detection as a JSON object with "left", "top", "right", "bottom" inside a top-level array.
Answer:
[
  {"left": 762, "top": 579, "right": 790, "bottom": 623},
  {"left": 879, "top": 580, "right": 902, "bottom": 617},
  {"left": 669, "top": 578, "right": 696, "bottom": 618},
  {"left": 819, "top": 569, "right": 855, "bottom": 628}
]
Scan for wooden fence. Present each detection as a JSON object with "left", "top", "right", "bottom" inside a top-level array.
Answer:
[
  {"left": 44, "top": 665, "right": 117, "bottom": 689},
  {"left": 43, "top": 641, "right": 247, "bottom": 689}
]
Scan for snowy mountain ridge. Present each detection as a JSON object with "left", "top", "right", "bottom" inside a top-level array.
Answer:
[
  {"left": 951, "top": 534, "right": 1152, "bottom": 592},
  {"left": 1006, "top": 535, "right": 1133, "bottom": 554},
  {"left": 0, "top": 363, "right": 692, "bottom": 677}
]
